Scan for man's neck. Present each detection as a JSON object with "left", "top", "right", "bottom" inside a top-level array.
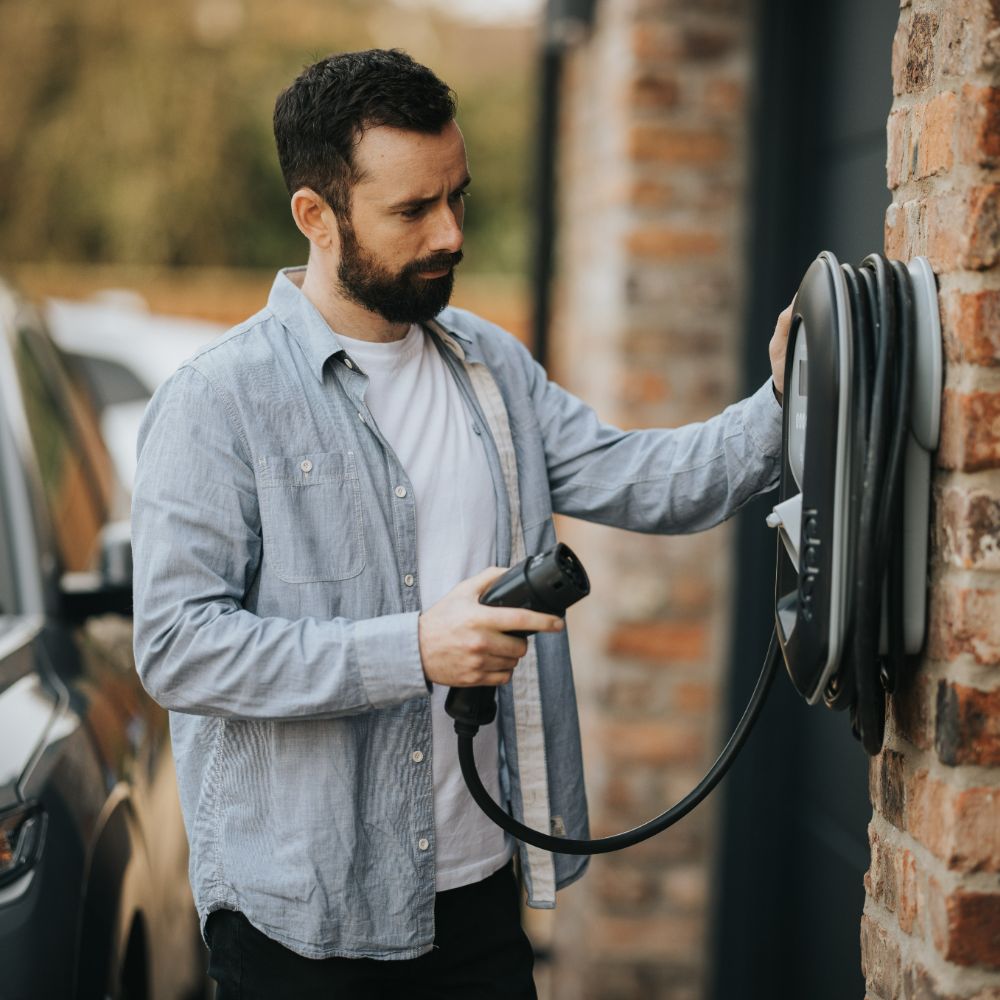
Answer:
[{"left": 298, "top": 262, "right": 410, "bottom": 344}]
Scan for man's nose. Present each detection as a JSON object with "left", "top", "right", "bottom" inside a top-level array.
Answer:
[{"left": 429, "top": 203, "right": 464, "bottom": 255}]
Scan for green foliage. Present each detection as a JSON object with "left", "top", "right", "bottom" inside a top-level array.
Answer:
[{"left": 0, "top": 0, "right": 536, "bottom": 276}]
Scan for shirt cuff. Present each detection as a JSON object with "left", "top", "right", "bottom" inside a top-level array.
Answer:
[
  {"left": 352, "top": 611, "right": 428, "bottom": 708},
  {"left": 742, "top": 378, "right": 784, "bottom": 460}
]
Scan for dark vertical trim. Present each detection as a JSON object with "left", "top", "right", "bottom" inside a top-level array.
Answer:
[
  {"left": 709, "top": 0, "right": 825, "bottom": 997},
  {"left": 531, "top": 41, "right": 563, "bottom": 365}
]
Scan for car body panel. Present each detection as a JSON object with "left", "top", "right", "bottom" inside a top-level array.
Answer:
[{"left": 0, "top": 279, "right": 207, "bottom": 1000}]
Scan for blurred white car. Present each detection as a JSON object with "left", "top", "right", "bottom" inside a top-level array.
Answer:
[{"left": 44, "top": 293, "right": 223, "bottom": 491}]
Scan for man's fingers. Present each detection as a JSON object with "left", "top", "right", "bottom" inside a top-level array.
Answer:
[
  {"left": 485, "top": 670, "right": 516, "bottom": 686},
  {"left": 486, "top": 633, "right": 529, "bottom": 660},
  {"left": 462, "top": 566, "right": 508, "bottom": 595},
  {"left": 770, "top": 300, "right": 795, "bottom": 396},
  {"left": 481, "top": 606, "right": 565, "bottom": 635}
]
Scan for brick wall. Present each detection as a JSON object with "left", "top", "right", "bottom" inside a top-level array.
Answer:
[
  {"left": 866, "top": 1, "right": 1000, "bottom": 996},
  {"left": 548, "top": 1, "right": 753, "bottom": 996}
]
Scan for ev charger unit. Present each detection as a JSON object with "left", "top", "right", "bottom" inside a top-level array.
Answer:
[
  {"left": 447, "top": 252, "right": 942, "bottom": 854},
  {"left": 767, "top": 252, "right": 942, "bottom": 754}
]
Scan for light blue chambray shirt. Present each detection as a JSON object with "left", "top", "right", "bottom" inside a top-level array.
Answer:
[{"left": 131, "top": 268, "right": 783, "bottom": 961}]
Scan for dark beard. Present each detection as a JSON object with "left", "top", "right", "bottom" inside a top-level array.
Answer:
[{"left": 336, "top": 217, "right": 462, "bottom": 324}]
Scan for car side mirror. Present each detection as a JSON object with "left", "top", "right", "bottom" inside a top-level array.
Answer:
[{"left": 60, "top": 521, "right": 133, "bottom": 620}]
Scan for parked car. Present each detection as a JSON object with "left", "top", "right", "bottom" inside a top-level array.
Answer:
[
  {"left": 44, "top": 294, "right": 222, "bottom": 492},
  {"left": 0, "top": 280, "right": 208, "bottom": 998}
]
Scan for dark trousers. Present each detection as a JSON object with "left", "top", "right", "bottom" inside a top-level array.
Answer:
[{"left": 205, "top": 862, "right": 537, "bottom": 999}]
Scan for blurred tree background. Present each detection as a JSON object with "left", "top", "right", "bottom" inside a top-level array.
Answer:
[{"left": 0, "top": 0, "right": 536, "bottom": 278}]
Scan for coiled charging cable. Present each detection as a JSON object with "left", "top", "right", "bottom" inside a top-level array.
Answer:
[{"left": 823, "top": 254, "right": 913, "bottom": 755}]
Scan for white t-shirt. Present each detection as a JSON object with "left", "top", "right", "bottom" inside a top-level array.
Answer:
[{"left": 336, "top": 324, "right": 513, "bottom": 891}]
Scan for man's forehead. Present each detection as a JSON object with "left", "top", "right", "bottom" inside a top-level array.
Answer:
[{"left": 352, "top": 121, "right": 468, "bottom": 196}]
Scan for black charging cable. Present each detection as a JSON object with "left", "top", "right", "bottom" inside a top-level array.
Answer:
[
  {"left": 823, "top": 254, "right": 913, "bottom": 755},
  {"left": 446, "top": 544, "right": 782, "bottom": 854}
]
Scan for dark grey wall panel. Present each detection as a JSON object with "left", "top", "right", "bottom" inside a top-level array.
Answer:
[{"left": 710, "top": 2, "right": 899, "bottom": 998}]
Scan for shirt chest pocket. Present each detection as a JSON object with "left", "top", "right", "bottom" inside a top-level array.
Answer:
[{"left": 257, "top": 451, "right": 366, "bottom": 583}]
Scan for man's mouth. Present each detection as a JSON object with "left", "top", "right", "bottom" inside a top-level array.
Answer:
[{"left": 409, "top": 251, "right": 463, "bottom": 281}]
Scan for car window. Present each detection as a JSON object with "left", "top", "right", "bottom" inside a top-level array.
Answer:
[
  {"left": 12, "top": 312, "right": 116, "bottom": 574},
  {"left": 64, "top": 352, "right": 150, "bottom": 410}
]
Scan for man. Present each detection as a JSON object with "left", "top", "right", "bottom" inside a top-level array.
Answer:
[{"left": 132, "top": 49, "right": 791, "bottom": 998}]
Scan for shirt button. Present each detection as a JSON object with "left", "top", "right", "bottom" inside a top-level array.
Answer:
[
  {"left": 403, "top": 574, "right": 415, "bottom": 587},
  {"left": 411, "top": 750, "right": 424, "bottom": 764},
  {"left": 344, "top": 357, "right": 354, "bottom": 369},
  {"left": 394, "top": 485, "right": 407, "bottom": 499},
  {"left": 300, "top": 459, "right": 313, "bottom": 473},
  {"left": 418, "top": 838, "right": 430, "bottom": 851}
]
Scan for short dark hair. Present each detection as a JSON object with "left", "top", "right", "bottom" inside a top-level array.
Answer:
[{"left": 273, "top": 49, "right": 456, "bottom": 218}]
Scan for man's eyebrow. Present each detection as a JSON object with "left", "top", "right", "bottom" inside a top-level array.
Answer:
[{"left": 387, "top": 176, "right": 471, "bottom": 212}]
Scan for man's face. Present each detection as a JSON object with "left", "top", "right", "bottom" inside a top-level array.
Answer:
[{"left": 334, "top": 120, "right": 469, "bottom": 324}]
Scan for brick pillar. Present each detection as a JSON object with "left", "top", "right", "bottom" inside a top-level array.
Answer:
[
  {"left": 864, "top": 1, "right": 1000, "bottom": 996},
  {"left": 547, "top": 1, "right": 753, "bottom": 997}
]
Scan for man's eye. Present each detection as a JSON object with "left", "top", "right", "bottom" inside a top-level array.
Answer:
[{"left": 400, "top": 206, "right": 425, "bottom": 219}]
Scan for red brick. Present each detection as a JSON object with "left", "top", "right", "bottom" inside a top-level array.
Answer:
[
  {"left": 884, "top": 195, "right": 965, "bottom": 272},
  {"left": 588, "top": 817, "right": 703, "bottom": 864},
  {"left": 938, "top": 388, "right": 1000, "bottom": 471},
  {"left": 870, "top": 749, "right": 907, "bottom": 827},
  {"left": 681, "top": 27, "right": 735, "bottom": 60},
  {"left": 703, "top": 79, "right": 745, "bottom": 118},
  {"left": 585, "top": 913, "right": 702, "bottom": 962},
  {"left": 669, "top": 577, "right": 715, "bottom": 614},
  {"left": 866, "top": 828, "right": 922, "bottom": 935},
  {"left": 888, "top": 670, "right": 935, "bottom": 751},
  {"left": 598, "top": 719, "right": 704, "bottom": 766},
  {"left": 939, "top": 890, "right": 1000, "bottom": 968},
  {"left": 625, "top": 226, "right": 722, "bottom": 259},
  {"left": 861, "top": 913, "right": 904, "bottom": 999},
  {"left": 629, "top": 72, "right": 680, "bottom": 110},
  {"left": 887, "top": 107, "right": 912, "bottom": 189},
  {"left": 885, "top": 184, "right": 1000, "bottom": 271},
  {"left": 631, "top": 22, "right": 683, "bottom": 62},
  {"left": 963, "top": 185, "right": 1000, "bottom": 269},
  {"left": 673, "top": 681, "right": 714, "bottom": 712},
  {"left": 927, "top": 581, "right": 1000, "bottom": 663},
  {"left": 961, "top": 84, "right": 1000, "bottom": 167},
  {"left": 662, "top": 865, "right": 708, "bottom": 909},
  {"left": 904, "top": 964, "right": 1000, "bottom": 1000},
  {"left": 940, "top": 4, "right": 978, "bottom": 79},
  {"left": 936, "top": 486, "right": 1000, "bottom": 569},
  {"left": 591, "top": 863, "right": 660, "bottom": 909},
  {"left": 907, "top": 769, "right": 1000, "bottom": 873},
  {"left": 903, "top": 12, "right": 941, "bottom": 93},
  {"left": 628, "top": 124, "right": 731, "bottom": 164},
  {"left": 942, "top": 290, "right": 1000, "bottom": 366},
  {"left": 915, "top": 90, "right": 958, "bottom": 178},
  {"left": 628, "top": 178, "right": 676, "bottom": 208},
  {"left": 606, "top": 621, "right": 709, "bottom": 662},
  {"left": 615, "top": 368, "right": 669, "bottom": 405},
  {"left": 935, "top": 680, "right": 1000, "bottom": 766}
]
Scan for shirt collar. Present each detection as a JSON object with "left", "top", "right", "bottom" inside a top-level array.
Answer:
[{"left": 267, "top": 267, "right": 477, "bottom": 384}]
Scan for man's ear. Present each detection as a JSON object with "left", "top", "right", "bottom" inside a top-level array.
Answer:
[{"left": 290, "top": 187, "right": 338, "bottom": 251}]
